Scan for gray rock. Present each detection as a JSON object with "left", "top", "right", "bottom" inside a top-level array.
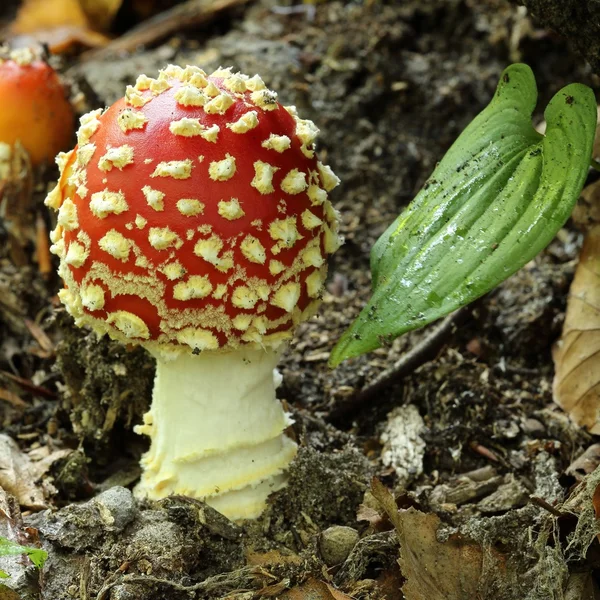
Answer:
[
  {"left": 319, "top": 525, "right": 360, "bottom": 566},
  {"left": 38, "top": 486, "right": 137, "bottom": 550},
  {"left": 93, "top": 486, "right": 137, "bottom": 532}
]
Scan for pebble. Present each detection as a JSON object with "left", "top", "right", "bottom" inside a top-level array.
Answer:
[
  {"left": 318, "top": 525, "right": 360, "bottom": 566},
  {"left": 94, "top": 486, "right": 137, "bottom": 532}
]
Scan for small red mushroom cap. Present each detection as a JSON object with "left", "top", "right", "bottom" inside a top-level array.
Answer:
[
  {"left": 46, "top": 65, "right": 342, "bottom": 355},
  {"left": 0, "top": 47, "right": 74, "bottom": 166}
]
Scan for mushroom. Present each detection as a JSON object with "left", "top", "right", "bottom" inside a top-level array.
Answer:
[
  {"left": 45, "top": 65, "right": 342, "bottom": 520},
  {"left": 0, "top": 47, "right": 74, "bottom": 166}
]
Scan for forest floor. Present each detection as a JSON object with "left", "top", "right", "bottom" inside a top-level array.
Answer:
[{"left": 1, "top": 0, "right": 600, "bottom": 599}]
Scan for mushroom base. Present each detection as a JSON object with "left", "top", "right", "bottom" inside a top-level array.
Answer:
[{"left": 133, "top": 346, "right": 297, "bottom": 520}]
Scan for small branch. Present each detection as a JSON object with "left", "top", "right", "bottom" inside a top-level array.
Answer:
[
  {"left": 96, "top": 566, "right": 268, "bottom": 600},
  {"left": 529, "top": 495, "right": 565, "bottom": 518},
  {"left": 328, "top": 305, "right": 472, "bottom": 426},
  {"left": 80, "top": 0, "right": 252, "bottom": 62}
]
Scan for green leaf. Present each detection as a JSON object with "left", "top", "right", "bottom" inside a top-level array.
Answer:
[
  {"left": 330, "top": 64, "right": 597, "bottom": 367},
  {"left": 0, "top": 536, "right": 47, "bottom": 571}
]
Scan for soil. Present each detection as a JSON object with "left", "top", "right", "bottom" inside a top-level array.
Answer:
[{"left": 1, "top": 0, "right": 600, "bottom": 599}]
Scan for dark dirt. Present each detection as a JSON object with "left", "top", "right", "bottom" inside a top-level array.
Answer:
[{"left": 2, "top": 0, "right": 600, "bottom": 598}]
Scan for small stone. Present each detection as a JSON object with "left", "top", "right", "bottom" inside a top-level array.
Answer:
[
  {"left": 94, "top": 486, "right": 137, "bottom": 532},
  {"left": 521, "top": 418, "right": 545, "bottom": 436},
  {"left": 318, "top": 525, "right": 359, "bottom": 566}
]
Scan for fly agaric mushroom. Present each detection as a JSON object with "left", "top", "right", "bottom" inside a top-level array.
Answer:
[
  {"left": 45, "top": 65, "right": 342, "bottom": 520},
  {"left": 0, "top": 47, "right": 74, "bottom": 166}
]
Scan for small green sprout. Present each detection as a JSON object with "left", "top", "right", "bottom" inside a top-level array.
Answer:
[
  {"left": 330, "top": 63, "right": 597, "bottom": 367},
  {"left": 0, "top": 536, "right": 47, "bottom": 578}
]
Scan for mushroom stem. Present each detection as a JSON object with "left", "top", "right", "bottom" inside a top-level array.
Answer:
[{"left": 134, "top": 347, "right": 297, "bottom": 520}]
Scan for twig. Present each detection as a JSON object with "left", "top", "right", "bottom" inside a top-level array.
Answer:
[
  {"left": 36, "top": 212, "right": 53, "bottom": 279},
  {"left": 328, "top": 306, "right": 472, "bottom": 425},
  {"left": 80, "top": 0, "right": 253, "bottom": 62},
  {"left": 529, "top": 495, "right": 565, "bottom": 518},
  {"left": 95, "top": 566, "right": 270, "bottom": 600},
  {"left": 0, "top": 370, "right": 57, "bottom": 399}
]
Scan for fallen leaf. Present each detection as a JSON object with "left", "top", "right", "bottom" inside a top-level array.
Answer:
[
  {"left": 370, "top": 478, "right": 403, "bottom": 533},
  {"left": 369, "top": 479, "right": 506, "bottom": 600},
  {"left": 572, "top": 178, "right": 600, "bottom": 230},
  {"left": 279, "top": 578, "right": 354, "bottom": 600},
  {"left": 0, "top": 435, "right": 45, "bottom": 510},
  {"left": 0, "top": 435, "right": 70, "bottom": 509},
  {"left": 566, "top": 444, "right": 600, "bottom": 482},
  {"left": 0, "top": 489, "right": 11, "bottom": 522},
  {"left": 9, "top": 0, "right": 88, "bottom": 34},
  {"left": 397, "top": 509, "right": 499, "bottom": 600},
  {"left": 356, "top": 503, "right": 385, "bottom": 529},
  {"left": 553, "top": 224, "right": 600, "bottom": 433},
  {"left": 7, "top": 0, "right": 110, "bottom": 53}
]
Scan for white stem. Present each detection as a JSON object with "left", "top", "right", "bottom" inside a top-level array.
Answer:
[{"left": 134, "top": 347, "right": 297, "bottom": 520}]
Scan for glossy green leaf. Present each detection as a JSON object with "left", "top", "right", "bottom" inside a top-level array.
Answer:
[
  {"left": 330, "top": 64, "right": 597, "bottom": 367},
  {"left": 0, "top": 536, "right": 47, "bottom": 573}
]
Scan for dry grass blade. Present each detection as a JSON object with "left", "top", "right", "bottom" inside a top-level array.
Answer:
[
  {"left": 553, "top": 224, "right": 600, "bottom": 433},
  {"left": 23, "top": 319, "right": 54, "bottom": 353}
]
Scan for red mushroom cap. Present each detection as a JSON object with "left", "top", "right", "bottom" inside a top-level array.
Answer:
[
  {"left": 0, "top": 48, "right": 74, "bottom": 166},
  {"left": 46, "top": 65, "right": 341, "bottom": 354}
]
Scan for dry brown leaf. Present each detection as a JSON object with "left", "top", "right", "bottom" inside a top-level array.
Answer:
[
  {"left": 397, "top": 509, "right": 493, "bottom": 600},
  {"left": 0, "top": 434, "right": 70, "bottom": 509},
  {"left": 369, "top": 480, "right": 504, "bottom": 600},
  {"left": 572, "top": 179, "right": 600, "bottom": 230},
  {"left": 0, "top": 487, "right": 12, "bottom": 521},
  {"left": 10, "top": 0, "right": 88, "bottom": 33},
  {"left": 566, "top": 444, "right": 600, "bottom": 482},
  {"left": 370, "top": 477, "right": 402, "bottom": 533},
  {"left": 553, "top": 224, "right": 600, "bottom": 433},
  {"left": 0, "top": 435, "right": 46, "bottom": 509},
  {"left": 8, "top": 0, "right": 110, "bottom": 53},
  {"left": 356, "top": 503, "right": 385, "bottom": 528},
  {"left": 279, "top": 578, "right": 354, "bottom": 600}
]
